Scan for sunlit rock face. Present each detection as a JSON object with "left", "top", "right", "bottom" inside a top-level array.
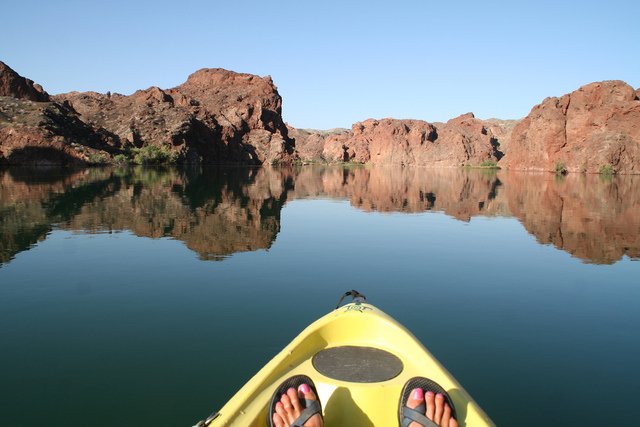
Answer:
[
  {"left": 56, "top": 69, "right": 294, "bottom": 165},
  {"left": 1, "top": 166, "right": 638, "bottom": 266},
  {"left": 501, "top": 81, "right": 640, "bottom": 174},
  {"left": 295, "top": 114, "right": 503, "bottom": 167},
  {"left": 1, "top": 61, "right": 294, "bottom": 166}
]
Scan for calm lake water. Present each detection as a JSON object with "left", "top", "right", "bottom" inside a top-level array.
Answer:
[{"left": 1, "top": 165, "right": 639, "bottom": 426}]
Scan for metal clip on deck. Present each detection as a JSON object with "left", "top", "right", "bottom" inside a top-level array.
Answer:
[{"left": 335, "top": 290, "right": 367, "bottom": 309}]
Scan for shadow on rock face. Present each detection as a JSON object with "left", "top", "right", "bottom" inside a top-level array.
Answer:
[{"left": 6, "top": 146, "right": 85, "bottom": 167}]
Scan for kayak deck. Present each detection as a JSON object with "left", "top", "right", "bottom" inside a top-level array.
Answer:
[{"left": 206, "top": 302, "right": 494, "bottom": 426}]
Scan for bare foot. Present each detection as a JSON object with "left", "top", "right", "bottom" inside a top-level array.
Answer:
[
  {"left": 272, "top": 384, "right": 323, "bottom": 427},
  {"left": 406, "top": 388, "right": 458, "bottom": 427}
]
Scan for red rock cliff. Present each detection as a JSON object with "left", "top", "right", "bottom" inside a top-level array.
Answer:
[
  {"left": 296, "top": 113, "right": 503, "bottom": 167},
  {"left": 501, "top": 81, "right": 640, "bottom": 173},
  {"left": 0, "top": 61, "right": 49, "bottom": 102},
  {"left": 1, "top": 62, "right": 294, "bottom": 165}
]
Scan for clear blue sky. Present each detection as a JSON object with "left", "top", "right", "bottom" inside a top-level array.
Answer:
[{"left": 2, "top": 0, "right": 639, "bottom": 129}]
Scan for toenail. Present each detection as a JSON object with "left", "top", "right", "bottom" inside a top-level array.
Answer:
[
  {"left": 436, "top": 393, "right": 443, "bottom": 399},
  {"left": 426, "top": 391, "right": 434, "bottom": 397},
  {"left": 299, "top": 383, "right": 311, "bottom": 394},
  {"left": 412, "top": 388, "right": 424, "bottom": 400}
]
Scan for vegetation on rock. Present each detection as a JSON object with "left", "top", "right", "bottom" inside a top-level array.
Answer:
[{"left": 555, "top": 161, "right": 567, "bottom": 175}]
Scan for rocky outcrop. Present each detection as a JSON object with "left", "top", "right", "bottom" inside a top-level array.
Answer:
[
  {"left": 501, "top": 81, "right": 640, "bottom": 174},
  {"left": 1, "top": 62, "right": 294, "bottom": 165},
  {"left": 174, "top": 69, "right": 292, "bottom": 163},
  {"left": 482, "top": 118, "right": 518, "bottom": 154},
  {"left": 54, "top": 68, "right": 293, "bottom": 164},
  {"left": 292, "top": 81, "right": 639, "bottom": 173},
  {"left": 0, "top": 96, "right": 118, "bottom": 166},
  {"left": 298, "top": 113, "right": 503, "bottom": 166},
  {"left": 3, "top": 61, "right": 638, "bottom": 171},
  {"left": 53, "top": 88, "right": 205, "bottom": 160},
  {"left": 0, "top": 62, "right": 112, "bottom": 165},
  {"left": 287, "top": 126, "right": 349, "bottom": 161},
  {"left": 0, "top": 61, "right": 49, "bottom": 102}
]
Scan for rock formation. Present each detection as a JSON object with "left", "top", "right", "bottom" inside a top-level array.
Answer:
[
  {"left": 294, "top": 113, "right": 503, "bottom": 167},
  {"left": 501, "top": 81, "right": 640, "bottom": 174},
  {"left": 287, "top": 126, "right": 349, "bottom": 161},
  {"left": 2, "top": 60, "right": 639, "bottom": 172},
  {"left": 1, "top": 61, "right": 294, "bottom": 165},
  {"left": 0, "top": 61, "right": 49, "bottom": 101},
  {"left": 482, "top": 118, "right": 518, "bottom": 154},
  {"left": 172, "top": 69, "right": 292, "bottom": 163},
  {"left": 0, "top": 94, "right": 118, "bottom": 166}
]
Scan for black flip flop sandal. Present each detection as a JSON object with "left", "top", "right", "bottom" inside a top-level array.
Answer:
[
  {"left": 398, "top": 376, "right": 457, "bottom": 427},
  {"left": 268, "top": 375, "right": 322, "bottom": 427}
]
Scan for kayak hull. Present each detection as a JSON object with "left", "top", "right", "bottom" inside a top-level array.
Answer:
[{"left": 206, "top": 302, "right": 494, "bottom": 426}]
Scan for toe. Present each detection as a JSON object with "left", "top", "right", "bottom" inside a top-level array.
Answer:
[
  {"left": 298, "top": 383, "right": 323, "bottom": 427},
  {"left": 287, "top": 387, "right": 302, "bottom": 416},
  {"left": 272, "top": 411, "right": 285, "bottom": 427},
  {"left": 434, "top": 393, "right": 444, "bottom": 425},
  {"left": 280, "top": 394, "right": 295, "bottom": 424},
  {"left": 275, "top": 401, "right": 290, "bottom": 425},
  {"left": 298, "top": 383, "right": 317, "bottom": 402},
  {"left": 405, "top": 388, "right": 425, "bottom": 427},
  {"left": 425, "top": 391, "right": 435, "bottom": 420},
  {"left": 441, "top": 402, "right": 451, "bottom": 427},
  {"left": 406, "top": 387, "right": 425, "bottom": 409}
]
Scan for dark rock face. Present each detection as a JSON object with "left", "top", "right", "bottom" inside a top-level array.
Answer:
[
  {"left": 0, "top": 61, "right": 49, "bottom": 102},
  {"left": 296, "top": 113, "right": 503, "bottom": 166},
  {"left": 501, "top": 81, "right": 640, "bottom": 174},
  {"left": 1, "top": 62, "right": 294, "bottom": 165}
]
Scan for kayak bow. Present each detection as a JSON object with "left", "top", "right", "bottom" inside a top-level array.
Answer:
[{"left": 198, "top": 291, "right": 494, "bottom": 426}]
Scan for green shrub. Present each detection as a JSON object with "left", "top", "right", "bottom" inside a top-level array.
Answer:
[
  {"left": 86, "top": 152, "right": 109, "bottom": 164},
  {"left": 131, "top": 145, "right": 176, "bottom": 165},
  {"left": 555, "top": 161, "right": 567, "bottom": 175},
  {"left": 599, "top": 164, "right": 615, "bottom": 175},
  {"left": 480, "top": 160, "right": 498, "bottom": 168},
  {"left": 112, "top": 154, "right": 130, "bottom": 165}
]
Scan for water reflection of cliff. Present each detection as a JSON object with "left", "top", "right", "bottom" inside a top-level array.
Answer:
[
  {"left": 1, "top": 166, "right": 638, "bottom": 265},
  {"left": 505, "top": 172, "right": 640, "bottom": 264},
  {"left": 0, "top": 167, "right": 289, "bottom": 264}
]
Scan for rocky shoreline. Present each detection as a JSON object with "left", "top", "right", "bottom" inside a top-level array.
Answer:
[{"left": 1, "top": 61, "right": 638, "bottom": 173}]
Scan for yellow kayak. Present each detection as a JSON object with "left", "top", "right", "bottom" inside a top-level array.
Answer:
[{"left": 197, "top": 291, "right": 494, "bottom": 426}]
